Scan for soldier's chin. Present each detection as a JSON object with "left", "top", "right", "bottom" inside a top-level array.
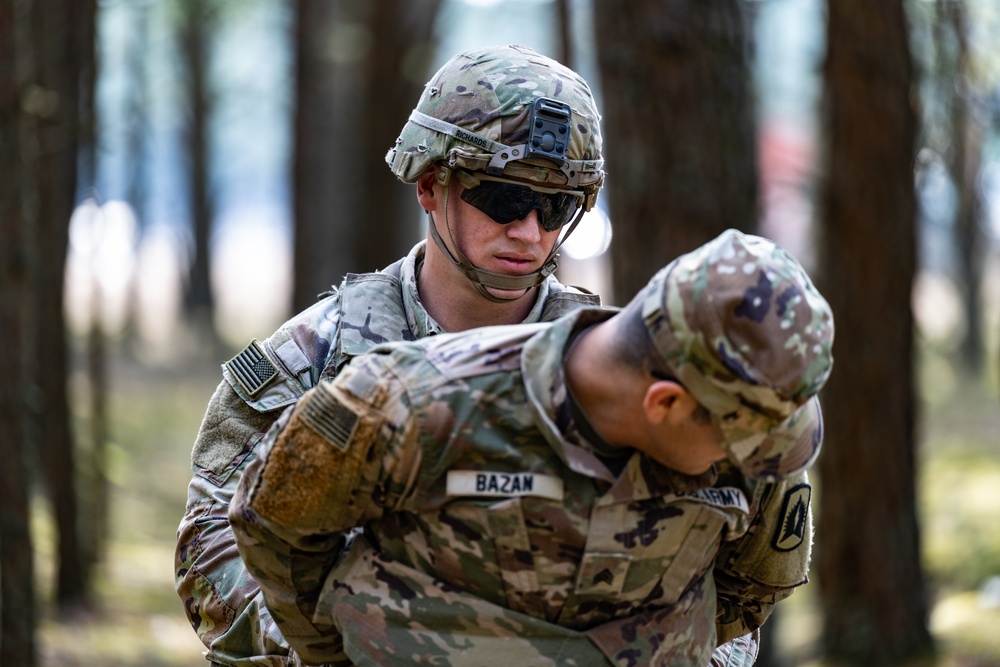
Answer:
[{"left": 484, "top": 285, "right": 532, "bottom": 301}]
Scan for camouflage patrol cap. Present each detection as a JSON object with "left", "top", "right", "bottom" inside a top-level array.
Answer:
[
  {"left": 385, "top": 44, "right": 604, "bottom": 204},
  {"left": 642, "top": 229, "right": 834, "bottom": 482}
]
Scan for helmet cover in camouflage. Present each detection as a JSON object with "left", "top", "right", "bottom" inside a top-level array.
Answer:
[
  {"left": 385, "top": 44, "right": 604, "bottom": 204},
  {"left": 641, "top": 229, "right": 835, "bottom": 481}
]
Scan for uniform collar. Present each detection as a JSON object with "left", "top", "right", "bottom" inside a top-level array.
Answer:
[{"left": 399, "top": 241, "right": 446, "bottom": 338}]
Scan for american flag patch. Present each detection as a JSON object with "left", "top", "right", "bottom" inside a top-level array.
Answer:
[
  {"left": 226, "top": 339, "right": 278, "bottom": 397},
  {"left": 300, "top": 387, "right": 359, "bottom": 452}
]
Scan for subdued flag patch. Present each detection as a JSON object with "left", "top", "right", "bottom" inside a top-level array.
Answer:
[
  {"left": 226, "top": 339, "right": 278, "bottom": 397},
  {"left": 299, "top": 385, "right": 361, "bottom": 453}
]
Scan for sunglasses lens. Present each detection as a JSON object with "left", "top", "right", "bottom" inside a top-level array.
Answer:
[{"left": 460, "top": 181, "right": 580, "bottom": 232}]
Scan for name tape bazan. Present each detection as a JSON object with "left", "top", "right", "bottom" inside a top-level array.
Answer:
[{"left": 446, "top": 470, "right": 564, "bottom": 501}]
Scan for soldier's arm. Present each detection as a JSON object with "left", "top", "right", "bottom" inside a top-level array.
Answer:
[
  {"left": 712, "top": 470, "right": 814, "bottom": 644},
  {"left": 175, "top": 294, "right": 346, "bottom": 665},
  {"left": 229, "top": 362, "right": 403, "bottom": 665},
  {"left": 175, "top": 380, "right": 295, "bottom": 664}
]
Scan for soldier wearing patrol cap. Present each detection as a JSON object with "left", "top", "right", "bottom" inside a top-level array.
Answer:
[
  {"left": 175, "top": 44, "right": 612, "bottom": 666},
  {"left": 230, "top": 229, "right": 835, "bottom": 666}
]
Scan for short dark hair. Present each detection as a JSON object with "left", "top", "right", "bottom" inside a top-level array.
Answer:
[
  {"left": 612, "top": 294, "right": 713, "bottom": 425},
  {"left": 609, "top": 296, "right": 664, "bottom": 374}
]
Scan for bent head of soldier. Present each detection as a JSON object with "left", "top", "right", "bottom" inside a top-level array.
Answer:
[
  {"left": 611, "top": 229, "right": 835, "bottom": 481},
  {"left": 386, "top": 44, "right": 605, "bottom": 304}
]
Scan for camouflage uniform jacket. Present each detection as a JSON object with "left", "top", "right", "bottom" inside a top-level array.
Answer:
[
  {"left": 230, "top": 308, "right": 813, "bottom": 666},
  {"left": 175, "top": 241, "right": 602, "bottom": 666}
]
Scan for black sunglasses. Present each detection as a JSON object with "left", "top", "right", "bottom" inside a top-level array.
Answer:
[{"left": 455, "top": 170, "right": 584, "bottom": 233}]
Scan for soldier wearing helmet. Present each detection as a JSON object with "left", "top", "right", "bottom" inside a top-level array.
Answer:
[
  {"left": 175, "top": 45, "right": 610, "bottom": 666},
  {"left": 386, "top": 44, "right": 605, "bottom": 308}
]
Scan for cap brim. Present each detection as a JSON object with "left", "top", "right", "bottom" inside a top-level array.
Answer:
[{"left": 722, "top": 396, "right": 823, "bottom": 482}]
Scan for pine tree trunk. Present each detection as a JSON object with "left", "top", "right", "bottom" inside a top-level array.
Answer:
[
  {"left": 1, "top": 1, "right": 38, "bottom": 662},
  {"left": 594, "top": 0, "right": 758, "bottom": 304},
  {"left": 292, "top": 0, "right": 360, "bottom": 310},
  {"left": 355, "top": 0, "right": 441, "bottom": 275},
  {"left": 181, "top": 0, "right": 216, "bottom": 337},
  {"left": 292, "top": 0, "right": 440, "bottom": 312},
  {"left": 816, "top": 1, "right": 934, "bottom": 662},
  {"left": 30, "top": 0, "right": 89, "bottom": 608}
]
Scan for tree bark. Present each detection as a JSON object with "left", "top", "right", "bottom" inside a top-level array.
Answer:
[
  {"left": 76, "top": 0, "right": 106, "bottom": 575},
  {"left": 29, "top": 0, "right": 90, "bottom": 608},
  {"left": 816, "top": 1, "right": 934, "bottom": 663},
  {"left": 0, "top": 0, "right": 38, "bottom": 662},
  {"left": 292, "top": 0, "right": 358, "bottom": 310},
  {"left": 292, "top": 0, "right": 440, "bottom": 312},
  {"left": 181, "top": 0, "right": 216, "bottom": 334},
  {"left": 938, "top": 0, "right": 985, "bottom": 374},
  {"left": 355, "top": 0, "right": 441, "bottom": 275},
  {"left": 594, "top": 0, "right": 758, "bottom": 304}
]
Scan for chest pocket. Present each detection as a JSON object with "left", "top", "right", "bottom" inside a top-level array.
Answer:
[{"left": 560, "top": 494, "right": 744, "bottom": 629}]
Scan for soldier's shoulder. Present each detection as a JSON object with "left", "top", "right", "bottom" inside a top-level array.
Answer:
[
  {"left": 540, "top": 280, "right": 607, "bottom": 321},
  {"left": 221, "top": 291, "right": 347, "bottom": 412}
]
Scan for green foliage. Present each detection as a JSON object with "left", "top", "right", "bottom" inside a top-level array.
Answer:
[
  {"left": 35, "top": 351, "right": 217, "bottom": 666},
  {"left": 922, "top": 448, "right": 1000, "bottom": 590}
]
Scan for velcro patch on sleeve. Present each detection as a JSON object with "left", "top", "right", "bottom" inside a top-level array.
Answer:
[
  {"left": 226, "top": 339, "right": 278, "bottom": 397},
  {"left": 252, "top": 382, "right": 382, "bottom": 532}
]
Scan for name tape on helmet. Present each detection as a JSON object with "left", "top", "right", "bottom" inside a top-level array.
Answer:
[{"left": 409, "top": 111, "right": 507, "bottom": 154}]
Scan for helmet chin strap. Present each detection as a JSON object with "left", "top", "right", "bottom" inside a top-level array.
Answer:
[{"left": 428, "top": 184, "right": 586, "bottom": 304}]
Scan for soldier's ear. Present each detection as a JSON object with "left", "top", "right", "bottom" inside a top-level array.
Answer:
[
  {"left": 642, "top": 379, "right": 685, "bottom": 425},
  {"left": 416, "top": 168, "right": 439, "bottom": 212}
]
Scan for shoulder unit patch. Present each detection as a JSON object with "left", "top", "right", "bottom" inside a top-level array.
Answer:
[
  {"left": 773, "top": 483, "right": 811, "bottom": 552},
  {"left": 226, "top": 339, "right": 278, "bottom": 397}
]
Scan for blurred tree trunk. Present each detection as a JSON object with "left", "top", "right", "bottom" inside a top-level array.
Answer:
[
  {"left": 181, "top": 0, "right": 217, "bottom": 338},
  {"left": 594, "top": 0, "right": 758, "bottom": 304},
  {"left": 76, "top": 0, "right": 106, "bottom": 575},
  {"left": 816, "top": 1, "right": 934, "bottom": 663},
  {"left": 1, "top": 2, "right": 38, "bottom": 663},
  {"left": 292, "top": 0, "right": 355, "bottom": 310},
  {"left": 355, "top": 0, "right": 440, "bottom": 274},
  {"left": 292, "top": 0, "right": 439, "bottom": 312},
  {"left": 555, "top": 0, "right": 572, "bottom": 70},
  {"left": 30, "top": 0, "right": 91, "bottom": 608},
  {"left": 936, "top": 0, "right": 985, "bottom": 374}
]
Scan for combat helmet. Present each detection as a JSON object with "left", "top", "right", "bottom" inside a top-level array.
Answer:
[{"left": 386, "top": 44, "right": 606, "bottom": 302}]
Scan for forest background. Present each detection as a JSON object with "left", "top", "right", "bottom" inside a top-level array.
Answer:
[{"left": 2, "top": 0, "right": 1000, "bottom": 665}]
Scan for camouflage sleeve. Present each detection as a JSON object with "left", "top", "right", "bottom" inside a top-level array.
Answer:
[
  {"left": 713, "top": 470, "right": 814, "bottom": 643},
  {"left": 175, "top": 379, "right": 301, "bottom": 665},
  {"left": 175, "top": 293, "right": 348, "bottom": 666},
  {"left": 229, "top": 366, "right": 395, "bottom": 665}
]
